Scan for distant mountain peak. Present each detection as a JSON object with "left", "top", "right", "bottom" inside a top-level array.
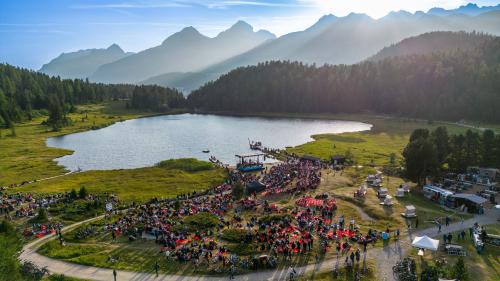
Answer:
[
  {"left": 343, "top": 12, "right": 373, "bottom": 21},
  {"left": 386, "top": 10, "right": 413, "bottom": 17},
  {"left": 179, "top": 26, "right": 202, "bottom": 35},
  {"left": 463, "top": 3, "right": 479, "bottom": 8},
  {"left": 216, "top": 20, "right": 275, "bottom": 40},
  {"left": 316, "top": 14, "right": 338, "bottom": 24},
  {"left": 107, "top": 43, "right": 124, "bottom": 53},
  {"left": 162, "top": 26, "right": 207, "bottom": 45},
  {"left": 229, "top": 20, "right": 253, "bottom": 32},
  {"left": 427, "top": 2, "right": 500, "bottom": 16}
]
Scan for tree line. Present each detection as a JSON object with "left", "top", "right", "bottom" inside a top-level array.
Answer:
[
  {"left": 188, "top": 33, "right": 500, "bottom": 123},
  {"left": 403, "top": 127, "right": 500, "bottom": 185},
  {"left": 0, "top": 64, "right": 185, "bottom": 129}
]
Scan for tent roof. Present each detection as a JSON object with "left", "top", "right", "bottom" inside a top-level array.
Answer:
[
  {"left": 411, "top": 235, "right": 440, "bottom": 251},
  {"left": 452, "top": 193, "right": 488, "bottom": 205},
  {"left": 405, "top": 205, "right": 416, "bottom": 211},
  {"left": 246, "top": 180, "right": 265, "bottom": 189}
]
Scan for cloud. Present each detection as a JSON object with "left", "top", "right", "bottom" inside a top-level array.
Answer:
[
  {"left": 197, "top": 0, "right": 315, "bottom": 9},
  {"left": 73, "top": 1, "right": 190, "bottom": 9}
]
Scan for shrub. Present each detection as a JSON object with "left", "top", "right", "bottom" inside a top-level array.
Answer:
[
  {"left": 0, "top": 220, "right": 15, "bottom": 234},
  {"left": 184, "top": 212, "right": 220, "bottom": 231},
  {"left": 221, "top": 229, "right": 250, "bottom": 243},
  {"left": 156, "top": 158, "right": 213, "bottom": 172},
  {"left": 393, "top": 258, "right": 417, "bottom": 281},
  {"left": 79, "top": 186, "right": 88, "bottom": 199},
  {"left": 30, "top": 208, "right": 49, "bottom": 223},
  {"left": 232, "top": 182, "right": 245, "bottom": 200},
  {"left": 453, "top": 257, "right": 468, "bottom": 281},
  {"left": 227, "top": 243, "right": 254, "bottom": 255},
  {"left": 259, "top": 213, "right": 293, "bottom": 224},
  {"left": 19, "top": 261, "right": 48, "bottom": 281}
]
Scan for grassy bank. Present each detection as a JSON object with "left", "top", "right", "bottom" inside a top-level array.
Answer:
[
  {"left": 0, "top": 102, "right": 147, "bottom": 187},
  {"left": 287, "top": 115, "right": 472, "bottom": 166},
  {"left": 1, "top": 102, "right": 224, "bottom": 202},
  {"left": 12, "top": 162, "right": 226, "bottom": 202}
]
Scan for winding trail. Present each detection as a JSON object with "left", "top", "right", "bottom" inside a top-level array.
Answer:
[{"left": 20, "top": 210, "right": 498, "bottom": 281}]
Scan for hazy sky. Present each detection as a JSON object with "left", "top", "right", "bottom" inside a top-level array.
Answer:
[{"left": 1, "top": 0, "right": 499, "bottom": 69}]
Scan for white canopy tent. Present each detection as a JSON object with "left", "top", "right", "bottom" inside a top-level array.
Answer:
[{"left": 411, "top": 235, "right": 440, "bottom": 251}]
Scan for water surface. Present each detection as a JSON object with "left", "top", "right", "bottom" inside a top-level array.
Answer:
[{"left": 47, "top": 114, "right": 371, "bottom": 171}]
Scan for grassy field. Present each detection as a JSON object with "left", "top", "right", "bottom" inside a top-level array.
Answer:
[
  {"left": 287, "top": 115, "right": 473, "bottom": 166},
  {"left": 1, "top": 103, "right": 225, "bottom": 202},
  {"left": 12, "top": 163, "right": 226, "bottom": 202},
  {"left": 0, "top": 102, "right": 147, "bottom": 187}
]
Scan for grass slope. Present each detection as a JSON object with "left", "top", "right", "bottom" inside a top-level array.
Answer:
[
  {"left": 287, "top": 115, "right": 472, "bottom": 166},
  {"left": 12, "top": 162, "right": 226, "bottom": 202},
  {"left": 0, "top": 102, "right": 145, "bottom": 187}
]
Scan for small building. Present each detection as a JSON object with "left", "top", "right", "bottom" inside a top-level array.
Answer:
[
  {"left": 377, "top": 188, "right": 388, "bottom": 198},
  {"left": 401, "top": 205, "right": 417, "bottom": 218},
  {"left": 380, "top": 195, "right": 393, "bottom": 206},
  {"left": 423, "top": 184, "right": 454, "bottom": 206},
  {"left": 331, "top": 155, "right": 346, "bottom": 166},
  {"left": 395, "top": 188, "right": 405, "bottom": 197},
  {"left": 451, "top": 193, "right": 487, "bottom": 214}
]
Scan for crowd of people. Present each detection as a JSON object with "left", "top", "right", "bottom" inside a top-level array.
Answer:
[{"left": 93, "top": 156, "right": 395, "bottom": 275}]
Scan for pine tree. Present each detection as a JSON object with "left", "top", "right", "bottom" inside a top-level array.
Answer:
[{"left": 453, "top": 257, "right": 468, "bottom": 281}]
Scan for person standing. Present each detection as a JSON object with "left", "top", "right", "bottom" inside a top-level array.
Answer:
[
  {"left": 113, "top": 269, "right": 117, "bottom": 281},
  {"left": 438, "top": 222, "right": 442, "bottom": 233},
  {"left": 415, "top": 218, "right": 419, "bottom": 229},
  {"left": 230, "top": 264, "right": 235, "bottom": 280},
  {"left": 155, "top": 260, "right": 160, "bottom": 277}
]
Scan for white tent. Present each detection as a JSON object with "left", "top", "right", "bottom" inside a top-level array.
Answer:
[{"left": 411, "top": 235, "right": 440, "bottom": 251}]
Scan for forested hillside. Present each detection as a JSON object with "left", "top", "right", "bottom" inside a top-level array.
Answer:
[
  {"left": 0, "top": 64, "right": 185, "bottom": 128},
  {"left": 188, "top": 33, "right": 500, "bottom": 122},
  {"left": 370, "top": 31, "right": 495, "bottom": 61}
]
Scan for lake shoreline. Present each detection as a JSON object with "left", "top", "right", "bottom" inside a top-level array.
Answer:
[{"left": 47, "top": 112, "right": 371, "bottom": 171}]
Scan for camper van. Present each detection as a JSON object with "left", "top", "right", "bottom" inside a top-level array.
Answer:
[{"left": 423, "top": 184, "right": 454, "bottom": 206}]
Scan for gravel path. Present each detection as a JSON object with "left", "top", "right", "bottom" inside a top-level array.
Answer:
[{"left": 20, "top": 209, "right": 498, "bottom": 281}]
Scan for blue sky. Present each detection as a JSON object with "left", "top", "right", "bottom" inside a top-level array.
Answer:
[{"left": 1, "top": 0, "right": 499, "bottom": 70}]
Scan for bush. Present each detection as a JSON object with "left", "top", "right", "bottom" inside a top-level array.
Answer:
[
  {"left": 453, "top": 257, "right": 468, "bottom": 281},
  {"left": 0, "top": 220, "right": 16, "bottom": 234},
  {"left": 19, "top": 261, "right": 48, "bottom": 281},
  {"left": 221, "top": 229, "right": 251, "bottom": 243},
  {"left": 156, "top": 158, "right": 213, "bottom": 172},
  {"left": 420, "top": 266, "right": 439, "bottom": 281},
  {"left": 227, "top": 243, "right": 254, "bottom": 255},
  {"left": 393, "top": 258, "right": 417, "bottom": 281},
  {"left": 184, "top": 212, "right": 220, "bottom": 231},
  {"left": 232, "top": 182, "right": 245, "bottom": 200},
  {"left": 78, "top": 186, "right": 88, "bottom": 199},
  {"left": 259, "top": 213, "right": 293, "bottom": 224},
  {"left": 30, "top": 208, "right": 49, "bottom": 223}
]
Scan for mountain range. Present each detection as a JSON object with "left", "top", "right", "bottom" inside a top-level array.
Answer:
[
  {"left": 89, "top": 21, "right": 274, "bottom": 84},
  {"left": 39, "top": 3, "right": 500, "bottom": 94},
  {"left": 39, "top": 44, "right": 132, "bottom": 79}
]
